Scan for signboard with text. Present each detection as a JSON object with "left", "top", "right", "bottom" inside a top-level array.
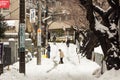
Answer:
[
  {"left": 19, "top": 23, "right": 25, "bottom": 48},
  {"left": 37, "top": 28, "right": 41, "bottom": 46},
  {"left": 30, "top": 9, "right": 35, "bottom": 23},
  {"left": 0, "top": 0, "right": 10, "bottom": 8}
]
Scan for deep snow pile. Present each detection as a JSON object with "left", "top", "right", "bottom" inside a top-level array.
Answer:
[
  {"left": 0, "top": 58, "right": 99, "bottom": 80},
  {"left": 98, "top": 69, "right": 120, "bottom": 80},
  {"left": 0, "top": 43, "right": 105, "bottom": 80}
]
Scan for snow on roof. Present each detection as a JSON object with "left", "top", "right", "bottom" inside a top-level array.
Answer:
[
  {"left": 5, "top": 33, "right": 29, "bottom": 35},
  {"left": 5, "top": 20, "right": 19, "bottom": 26},
  {"left": 25, "top": 38, "right": 32, "bottom": 41},
  {"left": 49, "top": 22, "right": 71, "bottom": 29},
  {"left": 5, "top": 33, "right": 18, "bottom": 35},
  {"left": 8, "top": 38, "right": 15, "bottom": 41},
  {"left": 3, "top": 42, "right": 9, "bottom": 45}
]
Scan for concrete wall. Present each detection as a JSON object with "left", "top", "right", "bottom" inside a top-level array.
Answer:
[
  {"left": 8, "top": 38, "right": 18, "bottom": 64},
  {"left": 25, "top": 38, "right": 32, "bottom": 52}
]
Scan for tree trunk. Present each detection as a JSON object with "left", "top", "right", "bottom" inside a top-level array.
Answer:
[{"left": 79, "top": 0, "right": 120, "bottom": 70}]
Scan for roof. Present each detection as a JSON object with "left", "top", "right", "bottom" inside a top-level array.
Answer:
[{"left": 48, "top": 21, "right": 71, "bottom": 30}]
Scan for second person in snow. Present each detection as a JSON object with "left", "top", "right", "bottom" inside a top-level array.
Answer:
[{"left": 58, "top": 49, "right": 64, "bottom": 64}]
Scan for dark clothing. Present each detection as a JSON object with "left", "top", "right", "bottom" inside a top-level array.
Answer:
[
  {"left": 47, "top": 45, "right": 50, "bottom": 52},
  {"left": 75, "top": 31, "right": 79, "bottom": 41},
  {"left": 66, "top": 38, "right": 70, "bottom": 47},
  {"left": 53, "top": 35, "right": 56, "bottom": 41},
  {"left": 47, "top": 51, "right": 50, "bottom": 58},
  {"left": 59, "top": 58, "right": 64, "bottom": 64},
  {"left": 48, "top": 32, "right": 51, "bottom": 41},
  {"left": 47, "top": 44, "right": 51, "bottom": 58},
  {"left": 53, "top": 35, "right": 56, "bottom": 45}
]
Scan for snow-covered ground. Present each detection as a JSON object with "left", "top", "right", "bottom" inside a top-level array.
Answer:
[
  {"left": 0, "top": 43, "right": 119, "bottom": 80},
  {"left": 98, "top": 69, "right": 120, "bottom": 80}
]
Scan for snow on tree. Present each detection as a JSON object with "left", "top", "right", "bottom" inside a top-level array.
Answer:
[{"left": 79, "top": 0, "right": 120, "bottom": 70}]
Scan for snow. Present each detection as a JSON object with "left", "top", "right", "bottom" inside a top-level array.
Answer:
[
  {"left": 110, "top": 23, "right": 116, "bottom": 30},
  {"left": 25, "top": 38, "right": 32, "bottom": 41},
  {"left": 3, "top": 42, "right": 9, "bottom": 45},
  {"left": 5, "top": 20, "right": 19, "bottom": 32},
  {"left": 94, "top": 46, "right": 103, "bottom": 54},
  {"left": 5, "top": 20, "right": 16, "bottom": 26},
  {"left": 0, "top": 43, "right": 119, "bottom": 80},
  {"left": 95, "top": 19, "right": 109, "bottom": 33},
  {"left": 5, "top": 33, "right": 29, "bottom": 36},
  {"left": 5, "top": 33, "right": 18, "bottom": 36},
  {"left": 94, "top": 5, "right": 105, "bottom": 12},
  {"left": 95, "top": 19, "right": 117, "bottom": 38},
  {"left": 98, "top": 69, "right": 120, "bottom": 80},
  {"left": 8, "top": 38, "right": 15, "bottom": 41}
]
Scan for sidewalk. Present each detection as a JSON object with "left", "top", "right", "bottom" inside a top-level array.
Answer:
[{"left": 0, "top": 43, "right": 100, "bottom": 80}]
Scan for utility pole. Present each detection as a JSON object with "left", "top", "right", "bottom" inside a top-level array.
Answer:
[
  {"left": 118, "top": 0, "right": 120, "bottom": 47},
  {"left": 37, "top": 0, "right": 42, "bottom": 65},
  {"left": 45, "top": 1, "right": 48, "bottom": 45},
  {"left": 19, "top": 0, "right": 25, "bottom": 74}
]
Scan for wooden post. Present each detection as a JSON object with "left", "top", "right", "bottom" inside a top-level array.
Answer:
[
  {"left": 37, "top": 0, "right": 42, "bottom": 65},
  {"left": 19, "top": 0, "right": 25, "bottom": 74}
]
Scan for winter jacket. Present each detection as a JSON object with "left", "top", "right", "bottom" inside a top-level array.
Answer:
[{"left": 59, "top": 51, "right": 64, "bottom": 58}]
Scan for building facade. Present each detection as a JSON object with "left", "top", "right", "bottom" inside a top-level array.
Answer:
[{"left": 0, "top": 0, "right": 19, "bottom": 20}]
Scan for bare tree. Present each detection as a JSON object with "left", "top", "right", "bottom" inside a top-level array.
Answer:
[{"left": 58, "top": 0, "right": 89, "bottom": 29}]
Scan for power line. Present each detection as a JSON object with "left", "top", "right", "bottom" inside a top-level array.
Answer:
[
  {"left": 3, "top": 0, "right": 37, "bottom": 18},
  {"left": 3, "top": 7, "right": 19, "bottom": 18},
  {"left": 10, "top": 0, "right": 18, "bottom": 5}
]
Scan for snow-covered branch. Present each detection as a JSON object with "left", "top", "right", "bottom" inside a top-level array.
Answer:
[
  {"left": 107, "top": 0, "right": 119, "bottom": 8},
  {"left": 93, "top": 5, "right": 104, "bottom": 16},
  {"left": 95, "top": 18, "right": 117, "bottom": 39}
]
